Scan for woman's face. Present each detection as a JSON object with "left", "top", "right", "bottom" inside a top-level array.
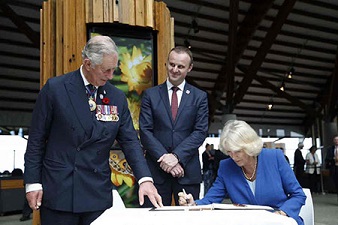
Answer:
[{"left": 227, "top": 150, "right": 251, "bottom": 167}]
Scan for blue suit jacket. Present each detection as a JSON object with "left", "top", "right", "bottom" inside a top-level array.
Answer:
[
  {"left": 24, "top": 69, "right": 151, "bottom": 212},
  {"left": 139, "top": 82, "right": 208, "bottom": 184},
  {"left": 196, "top": 149, "right": 306, "bottom": 225}
]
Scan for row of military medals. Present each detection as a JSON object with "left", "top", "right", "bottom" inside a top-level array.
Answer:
[{"left": 86, "top": 85, "right": 119, "bottom": 122}]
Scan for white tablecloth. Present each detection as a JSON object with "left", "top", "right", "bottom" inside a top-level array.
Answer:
[{"left": 91, "top": 207, "right": 297, "bottom": 225}]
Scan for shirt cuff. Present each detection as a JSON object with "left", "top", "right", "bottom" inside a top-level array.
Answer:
[
  {"left": 138, "top": 177, "right": 153, "bottom": 185},
  {"left": 26, "top": 183, "right": 43, "bottom": 193}
]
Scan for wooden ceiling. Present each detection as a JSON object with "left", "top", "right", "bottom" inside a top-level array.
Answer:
[
  {"left": 163, "top": 0, "right": 338, "bottom": 135},
  {"left": 0, "top": 0, "right": 337, "bottom": 136}
]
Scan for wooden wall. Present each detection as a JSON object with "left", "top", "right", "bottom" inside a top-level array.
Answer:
[{"left": 40, "top": 0, "right": 174, "bottom": 87}]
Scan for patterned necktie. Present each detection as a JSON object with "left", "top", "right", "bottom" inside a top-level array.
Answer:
[{"left": 171, "top": 86, "right": 179, "bottom": 121}]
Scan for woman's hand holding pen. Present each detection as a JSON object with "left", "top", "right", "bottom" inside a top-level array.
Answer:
[{"left": 178, "top": 189, "right": 196, "bottom": 206}]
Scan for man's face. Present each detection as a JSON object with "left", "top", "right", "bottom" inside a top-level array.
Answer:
[
  {"left": 334, "top": 136, "right": 338, "bottom": 146},
  {"left": 166, "top": 51, "right": 192, "bottom": 86},
  {"left": 84, "top": 53, "right": 118, "bottom": 86}
]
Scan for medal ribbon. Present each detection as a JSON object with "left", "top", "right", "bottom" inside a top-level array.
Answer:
[{"left": 86, "top": 84, "right": 97, "bottom": 100}]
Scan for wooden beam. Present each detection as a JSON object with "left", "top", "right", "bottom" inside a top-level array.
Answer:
[
  {"left": 325, "top": 47, "right": 338, "bottom": 122},
  {"left": 0, "top": 1, "right": 40, "bottom": 48},
  {"left": 234, "top": 0, "right": 297, "bottom": 105},
  {"left": 224, "top": 0, "right": 238, "bottom": 113}
]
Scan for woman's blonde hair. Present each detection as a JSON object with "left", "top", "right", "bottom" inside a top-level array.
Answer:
[{"left": 219, "top": 120, "right": 263, "bottom": 156}]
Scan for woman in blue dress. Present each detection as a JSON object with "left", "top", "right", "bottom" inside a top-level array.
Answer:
[{"left": 179, "top": 120, "right": 306, "bottom": 225}]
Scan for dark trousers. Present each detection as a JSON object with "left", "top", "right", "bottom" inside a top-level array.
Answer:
[
  {"left": 295, "top": 173, "right": 305, "bottom": 187},
  {"left": 40, "top": 206, "right": 105, "bottom": 225},
  {"left": 334, "top": 166, "right": 338, "bottom": 194},
  {"left": 203, "top": 169, "right": 215, "bottom": 195},
  {"left": 308, "top": 172, "right": 320, "bottom": 193},
  {"left": 142, "top": 176, "right": 200, "bottom": 207},
  {"left": 22, "top": 197, "right": 32, "bottom": 217}
]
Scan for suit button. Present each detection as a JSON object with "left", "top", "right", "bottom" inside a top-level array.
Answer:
[
  {"left": 77, "top": 147, "right": 80, "bottom": 151},
  {"left": 94, "top": 169, "right": 97, "bottom": 173},
  {"left": 74, "top": 167, "right": 78, "bottom": 172}
]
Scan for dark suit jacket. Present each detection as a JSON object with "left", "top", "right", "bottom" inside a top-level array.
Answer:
[
  {"left": 24, "top": 69, "right": 151, "bottom": 213},
  {"left": 325, "top": 145, "right": 336, "bottom": 174},
  {"left": 139, "top": 82, "right": 208, "bottom": 185},
  {"left": 293, "top": 148, "right": 306, "bottom": 176}
]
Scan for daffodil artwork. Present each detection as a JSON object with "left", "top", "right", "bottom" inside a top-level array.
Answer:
[
  {"left": 120, "top": 46, "right": 153, "bottom": 95},
  {"left": 90, "top": 30, "right": 155, "bottom": 207},
  {"left": 127, "top": 98, "right": 141, "bottom": 130},
  {"left": 109, "top": 151, "right": 135, "bottom": 188}
]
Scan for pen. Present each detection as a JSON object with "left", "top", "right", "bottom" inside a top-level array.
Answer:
[
  {"left": 182, "top": 189, "right": 189, "bottom": 205},
  {"left": 182, "top": 188, "right": 187, "bottom": 196}
]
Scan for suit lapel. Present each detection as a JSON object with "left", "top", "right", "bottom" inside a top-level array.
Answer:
[
  {"left": 159, "top": 83, "right": 173, "bottom": 121},
  {"left": 65, "top": 69, "right": 92, "bottom": 136},
  {"left": 176, "top": 83, "right": 191, "bottom": 121}
]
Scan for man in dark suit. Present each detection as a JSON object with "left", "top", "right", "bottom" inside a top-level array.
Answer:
[
  {"left": 293, "top": 142, "right": 306, "bottom": 186},
  {"left": 139, "top": 46, "right": 209, "bottom": 206},
  {"left": 24, "top": 36, "right": 162, "bottom": 225},
  {"left": 325, "top": 135, "right": 338, "bottom": 194}
]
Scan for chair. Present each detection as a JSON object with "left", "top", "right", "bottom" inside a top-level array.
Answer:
[
  {"left": 112, "top": 189, "right": 126, "bottom": 209},
  {"left": 11, "top": 168, "right": 23, "bottom": 177},
  {"left": 299, "top": 188, "right": 314, "bottom": 225}
]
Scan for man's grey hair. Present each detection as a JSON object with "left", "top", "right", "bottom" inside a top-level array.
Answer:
[{"left": 82, "top": 36, "right": 118, "bottom": 67}]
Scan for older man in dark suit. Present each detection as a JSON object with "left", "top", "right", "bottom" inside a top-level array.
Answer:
[
  {"left": 293, "top": 142, "right": 306, "bottom": 186},
  {"left": 139, "top": 46, "right": 209, "bottom": 206},
  {"left": 24, "top": 36, "right": 162, "bottom": 225}
]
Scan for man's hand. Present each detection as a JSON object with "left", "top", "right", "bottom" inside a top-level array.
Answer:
[
  {"left": 158, "top": 153, "right": 179, "bottom": 172},
  {"left": 170, "top": 163, "right": 184, "bottom": 178},
  {"left": 26, "top": 190, "right": 43, "bottom": 210},
  {"left": 138, "top": 181, "right": 163, "bottom": 208}
]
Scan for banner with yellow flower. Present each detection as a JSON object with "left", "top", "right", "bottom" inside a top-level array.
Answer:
[{"left": 89, "top": 28, "right": 155, "bottom": 207}]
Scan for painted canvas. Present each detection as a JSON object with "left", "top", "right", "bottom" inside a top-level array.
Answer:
[{"left": 89, "top": 25, "right": 156, "bottom": 207}]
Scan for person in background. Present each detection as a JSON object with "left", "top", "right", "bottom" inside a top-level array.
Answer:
[
  {"left": 178, "top": 120, "right": 306, "bottom": 225},
  {"left": 139, "top": 46, "right": 209, "bottom": 206},
  {"left": 202, "top": 143, "right": 215, "bottom": 194},
  {"left": 279, "top": 147, "right": 290, "bottom": 164},
  {"left": 306, "top": 145, "right": 321, "bottom": 194},
  {"left": 213, "top": 146, "right": 229, "bottom": 176},
  {"left": 294, "top": 142, "right": 306, "bottom": 187},
  {"left": 325, "top": 135, "right": 338, "bottom": 197},
  {"left": 20, "top": 198, "right": 32, "bottom": 221},
  {"left": 12, "top": 169, "right": 33, "bottom": 222},
  {"left": 24, "top": 36, "right": 162, "bottom": 225}
]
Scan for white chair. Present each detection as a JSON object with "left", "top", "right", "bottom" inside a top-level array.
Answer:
[
  {"left": 299, "top": 188, "right": 314, "bottom": 225},
  {"left": 112, "top": 189, "right": 126, "bottom": 209}
]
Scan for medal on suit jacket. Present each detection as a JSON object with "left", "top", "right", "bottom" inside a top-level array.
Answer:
[
  {"left": 96, "top": 105, "right": 119, "bottom": 122},
  {"left": 88, "top": 97, "right": 97, "bottom": 111}
]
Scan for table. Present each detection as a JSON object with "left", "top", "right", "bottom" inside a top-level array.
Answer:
[
  {"left": 91, "top": 207, "right": 297, "bottom": 225},
  {"left": 0, "top": 177, "right": 25, "bottom": 215}
]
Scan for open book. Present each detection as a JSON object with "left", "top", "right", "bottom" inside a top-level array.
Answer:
[{"left": 150, "top": 203, "right": 273, "bottom": 211}]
